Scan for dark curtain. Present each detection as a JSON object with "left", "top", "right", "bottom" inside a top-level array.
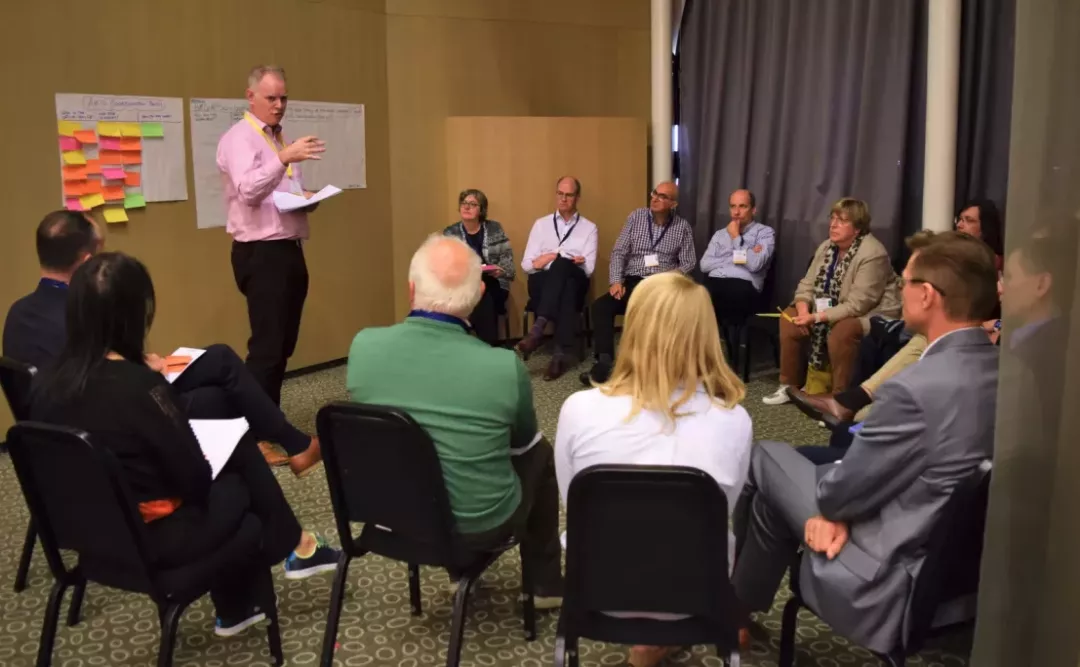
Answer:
[{"left": 677, "top": 0, "right": 924, "bottom": 305}]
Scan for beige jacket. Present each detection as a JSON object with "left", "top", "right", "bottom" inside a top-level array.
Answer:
[{"left": 793, "top": 234, "right": 901, "bottom": 324}]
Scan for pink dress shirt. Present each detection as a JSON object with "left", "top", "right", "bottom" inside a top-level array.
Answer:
[{"left": 216, "top": 113, "right": 309, "bottom": 242}]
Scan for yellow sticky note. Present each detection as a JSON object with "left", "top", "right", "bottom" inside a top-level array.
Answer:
[
  {"left": 120, "top": 122, "right": 142, "bottom": 137},
  {"left": 103, "top": 207, "right": 129, "bottom": 224},
  {"left": 80, "top": 193, "right": 105, "bottom": 209},
  {"left": 58, "top": 120, "right": 81, "bottom": 136},
  {"left": 98, "top": 122, "right": 122, "bottom": 137},
  {"left": 62, "top": 150, "right": 87, "bottom": 165}
]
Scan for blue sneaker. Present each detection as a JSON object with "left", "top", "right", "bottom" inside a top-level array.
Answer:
[
  {"left": 284, "top": 536, "right": 340, "bottom": 580},
  {"left": 214, "top": 606, "right": 266, "bottom": 637}
]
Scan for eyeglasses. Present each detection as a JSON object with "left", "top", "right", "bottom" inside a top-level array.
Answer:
[
  {"left": 650, "top": 190, "right": 674, "bottom": 202},
  {"left": 829, "top": 213, "right": 853, "bottom": 226},
  {"left": 460, "top": 201, "right": 480, "bottom": 209},
  {"left": 900, "top": 276, "right": 948, "bottom": 296},
  {"left": 954, "top": 215, "right": 979, "bottom": 226},
  {"left": 556, "top": 191, "right": 578, "bottom": 200}
]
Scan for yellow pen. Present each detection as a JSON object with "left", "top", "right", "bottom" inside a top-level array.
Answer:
[{"left": 777, "top": 307, "right": 795, "bottom": 323}]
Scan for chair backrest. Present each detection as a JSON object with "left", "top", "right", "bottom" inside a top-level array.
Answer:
[
  {"left": 5, "top": 422, "right": 157, "bottom": 592},
  {"left": 316, "top": 402, "right": 460, "bottom": 565},
  {"left": 564, "top": 464, "right": 742, "bottom": 625},
  {"left": 0, "top": 356, "right": 37, "bottom": 422},
  {"left": 905, "top": 461, "right": 992, "bottom": 651}
]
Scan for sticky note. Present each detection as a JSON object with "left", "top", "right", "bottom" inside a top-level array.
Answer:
[
  {"left": 82, "top": 179, "right": 103, "bottom": 194},
  {"left": 99, "top": 150, "right": 124, "bottom": 164},
  {"left": 103, "top": 186, "right": 125, "bottom": 201},
  {"left": 63, "top": 181, "right": 87, "bottom": 197},
  {"left": 124, "top": 171, "right": 142, "bottom": 187},
  {"left": 58, "top": 120, "right": 81, "bottom": 136},
  {"left": 99, "top": 137, "right": 122, "bottom": 151},
  {"left": 80, "top": 193, "right": 105, "bottom": 209},
  {"left": 62, "top": 150, "right": 87, "bottom": 165},
  {"left": 103, "top": 207, "right": 129, "bottom": 224},
  {"left": 119, "top": 122, "right": 141, "bottom": 137},
  {"left": 74, "top": 130, "right": 97, "bottom": 144},
  {"left": 59, "top": 136, "right": 79, "bottom": 151},
  {"left": 65, "top": 198, "right": 86, "bottom": 212},
  {"left": 121, "top": 152, "right": 142, "bottom": 165},
  {"left": 102, "top": 167, "right": 126, "bottom": 180},
  {"left": 119, "top": 138, "right": 141, "bottom": 151},
  {"left": 62, "top": 165, "right": 87, "bottom": 181},
  {"left": 123, "top": 193, "right": 146, "bottom": 209},
  {"left": 140, "top": 122, "right": 164, "bottom": 138},
  {"left": 98, "top": 122, "right": 121, "bottom": 137},
  {"left": 85, "top": 159, "right": 102, "bottom": 175}
]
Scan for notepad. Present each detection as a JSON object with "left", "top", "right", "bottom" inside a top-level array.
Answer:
[
  {"left": 271, "top": 184, "right": 342, "bottom": 212},
  {"left": 189, "top": 418, "right": 249, "bottom": 479},
  {"left": 165, "top": 347, "right": 206, "bottom": 383}
]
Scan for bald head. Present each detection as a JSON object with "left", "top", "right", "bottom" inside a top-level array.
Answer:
[
  {"left": 408, "top": 235, "right": 483, "bottom": 318},
  {"left": 649, "top": 180, "right": 679, "bottom": 218}
]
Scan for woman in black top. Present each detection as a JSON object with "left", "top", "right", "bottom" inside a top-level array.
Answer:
[{"left": 31, "top": 252, "right": 337, "bottom": 635}]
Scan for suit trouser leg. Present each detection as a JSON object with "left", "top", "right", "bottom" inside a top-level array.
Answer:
[
  {"left": 590, "top": 276, "right": 639, "bottom": 360},
  {"left": 732, "top": 441, "right": 821, "bottom": 612}
]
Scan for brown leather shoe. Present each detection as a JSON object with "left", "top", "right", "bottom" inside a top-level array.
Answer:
[
  {"left": 289, "top": 437, "right": 323, "bottom": 478},
  {"left": 786, "top": 388, "right": 854, "bottom": 427},
  {"left": 515, "top": 334, "right": 542, "bottom": 360},
  {"left": 258, "top": 441, "right": 289, "bottom": 467},
  {"left": 543, "top": 356, "right": 569, "bottom": 381}
]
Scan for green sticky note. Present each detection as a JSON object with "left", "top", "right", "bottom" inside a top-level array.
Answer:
[
  {"left": 140, "top": 122, "right": 164, "bottom": 138},
  {"left": 123, "top": 193, "right": 146, "bottom": 209}
]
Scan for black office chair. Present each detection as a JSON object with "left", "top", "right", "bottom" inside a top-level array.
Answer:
[
  {"left": 554, "top": 465, "right": 743, "bottom": 667},
  {"left": 779, "top": 462, "right": 992, "bottom": 667},
  {"left": 0, "top": 356, "right": 39, "bottom": 593},
  {"left": 716, "top": 260, "right": 780, "bottom": 381},
  {"left": 316, "top": 402, "right": 536, "bottom": 667},
  {"left": 5, "top": 422, "right": 284, "bottom": 667}
]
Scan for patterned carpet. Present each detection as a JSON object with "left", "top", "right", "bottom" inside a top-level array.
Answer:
[{"left": 0, "top": 346, "right": 971, "bottom": 666}]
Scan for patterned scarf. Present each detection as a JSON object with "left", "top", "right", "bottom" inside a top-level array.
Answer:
[{"left": 808, "top": 233, "right": 866, "bottom": 370}]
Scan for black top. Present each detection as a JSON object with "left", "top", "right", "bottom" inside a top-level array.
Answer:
[
  {"left": 464, "top": 227, "right": 484, "bottom": 260},
  {"left": 2, "top": 279, "right": 68, "bottom": 371},
  {"left": 30, "top": 360, "right": 212, "bottom": 506}
]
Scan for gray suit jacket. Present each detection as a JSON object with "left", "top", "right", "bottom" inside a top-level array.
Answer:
[{"left": 800, "top": 327, "right": 997, "bottom": 654}]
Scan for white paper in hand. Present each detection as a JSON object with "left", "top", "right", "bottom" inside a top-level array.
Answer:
[
  {"left": 189, "top": 418, "right": 249, "bottom": 479},
  {"left": 165, "top": 347, "right": 206, "bottom": 383},
  {"left": 272, "top": 185, "right": 342, "bottom": 212}
]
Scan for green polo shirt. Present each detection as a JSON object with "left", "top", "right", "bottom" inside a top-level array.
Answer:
[{"left": 346, "top": 316, "right": 538, "bottom": 534}]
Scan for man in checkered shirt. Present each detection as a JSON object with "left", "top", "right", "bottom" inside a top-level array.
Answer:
[{"left": 581, "top": 181, "right": 697, "bottom": 385}]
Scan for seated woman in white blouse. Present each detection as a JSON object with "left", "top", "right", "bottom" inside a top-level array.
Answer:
[{"left": 554, "top": 272, "right": 753, "bottom": 667}]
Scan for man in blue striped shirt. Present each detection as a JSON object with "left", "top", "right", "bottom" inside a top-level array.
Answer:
[{"left": 699, "top": 189, "right": 776, "bottom": 325}]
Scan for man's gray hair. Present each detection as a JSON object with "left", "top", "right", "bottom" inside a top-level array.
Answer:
[
  {"left": 409, "top": 235, "right": 483, "bottom": 318},
  {"left": 248, "top": 65, "right": 286, "bottom": 89}
]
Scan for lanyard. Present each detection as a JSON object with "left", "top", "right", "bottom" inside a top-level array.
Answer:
[
  {"left": 408, "top": 310, "right": 471, "bottom": 333},
  {"left": 460, "top": 222, "right": 486, "bottom": 261},
  {"left": 824, "top": 251, "right": 840, "bottom": 293},
  {"left": 552, "top": 212, "right": 580, "bottom": 246},
  {"left": 646, "top": 213, "right": 671, "bottom": 251},
  {"left": 244, "top": 112, "right": 293, "bottom": 178}
]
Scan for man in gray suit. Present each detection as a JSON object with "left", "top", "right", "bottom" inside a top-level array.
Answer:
[{"left": 732, "top": 231, "right": 1000, "bottom": 654}]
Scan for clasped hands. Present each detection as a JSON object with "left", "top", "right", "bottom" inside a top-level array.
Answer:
[
  {"left": 804, "top": 515, "right": 849, "bottom": 559},
  {"left": 534, "top": 252, "right": 585, "bottom": 270}
]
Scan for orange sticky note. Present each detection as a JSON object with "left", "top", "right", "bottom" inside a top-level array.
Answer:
[
  {"left": 82, "top": 179, "right": 103, "bottom": 194},
  {"left": 74, "top": 129, "right": 98, "bottom": 144},
  {"left": 62, "top": 166, "right": 87, "bottom": 181},
  {"left": 99, "top": 150, "right": 124, "bottom": 164},
  {"left": 85, "top": 159, "right": 102, "bottom": 175},
  {"left": 63, "top": 181, "right": 88, "bottom": 197},
  {"left": 124, "top": 171, "right": 142, "bottom": 187},
  {"left": 103, "top": 185, "right": 125, "bottom": 201},
  {"left": 121, "top": 152, "right": 142, "bottom": 165},
  {"left": 118, "top": 138, "right": 142, "bottom": 151}
]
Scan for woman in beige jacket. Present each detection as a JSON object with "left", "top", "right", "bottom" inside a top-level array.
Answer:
[{"left": 763, "top": 198, "right": 901, "bottom": 405}]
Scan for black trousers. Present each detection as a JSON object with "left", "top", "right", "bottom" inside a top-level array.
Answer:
[
  {"left": 458, "top": 439, "right": 563, "bottom": 595},
  {"left": 470, "top": 274, "right": 508, "bottom": 346},
  {"left": 146, "top": 435, "right": 302, "bottom": 618},
  {"left": 231, "top": 240, "right": 309, "bottom": 407},
  {"left": 172, "top": 344, "right": 310, "bottom": 456},
  {"left": 590, "top": 275, "right": 644, "bottom": 359},
  {"left": 527, "top": 257, "right": 589, "bottom": 350},
  {"left": 704, "top": 277, "right": 760, "bottom": 324}
]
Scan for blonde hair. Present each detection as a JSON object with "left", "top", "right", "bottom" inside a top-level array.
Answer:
[
  {"left": 830, "top": 197, "right": 872, "bottom": 232},
  {"left": 598, "top": 273, "right": 746, "bottom": 425}
]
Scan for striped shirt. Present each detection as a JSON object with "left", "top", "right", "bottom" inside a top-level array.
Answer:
[{"left": 608, "top": 208, "right": 696, "bottom": 285}]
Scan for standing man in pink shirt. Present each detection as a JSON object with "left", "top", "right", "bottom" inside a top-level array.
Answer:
[{"left": 217, "top": 65, "right": 325, "bottom": 422}]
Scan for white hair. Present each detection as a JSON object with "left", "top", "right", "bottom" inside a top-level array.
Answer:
[
  {"left": 247, "top": 65, "right": 286, "bottom": 89},
  {"left": 409, "top": 234, "right": 483, "bottom": 318}
]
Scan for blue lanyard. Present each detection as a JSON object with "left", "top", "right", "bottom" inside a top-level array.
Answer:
[
  {"left": 646, "top": 213, "right": 671, "bottom": 251},
  {"left": 552, "top": 212, "right": 580, "bottom": 246},
  {"left": 824, "top": 252, "right": 840, "bottom": 293},
  {"left": 408, "top": 310, "right": 471, "bottom": 333}
]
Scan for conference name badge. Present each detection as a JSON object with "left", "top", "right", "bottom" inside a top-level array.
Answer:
[
  {"left": 733, "top": 249, "right": 748, "bottom": 265},
  {"left": 815, "top": 297, "right": 833, "bottom": 313},
  {"left": 644, "top": 253, "right": 660, "bottom": 268}
]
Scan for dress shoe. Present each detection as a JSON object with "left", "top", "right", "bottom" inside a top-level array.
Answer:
[
  {"left": 544, "top": 356, "right": 569, "bottom": 381},
  {"left": 258, "top": 441, "right": 289, "bottom": 467},
  {"left": 515, "top": 334, "right": 542, "bottom": 360},
  {"left": 786, "top": 388, "right": 853, "bottom": 427},
  {"left": 628, "top": 645, "right": 674, "bottom": 667},
  {"left": 580, "top": 361, "right": 612, "bottom": 387},
  {"left": 289, "top": 437, "right": 323, "bottom": 478}
]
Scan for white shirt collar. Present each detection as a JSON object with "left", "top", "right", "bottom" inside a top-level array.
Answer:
[{"left": 919, "top": 326, "right": 983, "bottom": 359}]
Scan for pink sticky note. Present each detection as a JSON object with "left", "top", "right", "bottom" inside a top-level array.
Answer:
[
  {"left": 65, "top": 198, "right": 85, "bottom": 212},
  {"left": 102, "top": 167, "right": 126, "bottom": 181},
  {"left": 99, "top": 137, "right": 123, "bottom": 151},
  {"left": 58, "top": 136, "right": 79, "bottom": 151}
]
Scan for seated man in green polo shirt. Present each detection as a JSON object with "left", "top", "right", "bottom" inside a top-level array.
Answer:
[{"left": 346, "top": 234, "right": 563, "bottom": 607}]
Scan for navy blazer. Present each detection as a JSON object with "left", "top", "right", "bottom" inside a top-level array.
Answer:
[{"left": 2, "top": 279, "right": 68, "bottom": 372}]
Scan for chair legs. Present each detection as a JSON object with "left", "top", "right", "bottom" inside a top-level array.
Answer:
[
  {"left": 256, "top": 567, "right": 284, "bottom": 667},
  {"left": 778, "top": 596, "right": 802, "bottom": 667},
  {"left": 15, "top": 519, "right": 35, "bottom": 592},
  {"left": 446, "top": 574, "right": 480, "bottom": 667},
  {"left": 519, "top": 547, "right": 536, "bottom": 641},
  {"left": 554, "top": 636, "right": 580, "bottom": 667},
  {"left": 320, "top": 550, "right": 353, "bottom": 667},
  {"left": 66, "top": 577, "right": 86, "bottom": 626},
  {"left": 408, "top": 563, "right": 422, "bottom": 616},
  {"left": 156, "top": 602, "right": 183, "bottom": 667},
  {"left": 35, "top": 577, "right": 70, "bottom": 667}
]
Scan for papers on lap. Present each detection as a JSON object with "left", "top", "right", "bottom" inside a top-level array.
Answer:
[
  {"left": 165, "top": 347, "right": 206, "bottom": 383},
  {"left": 190, "top": 418, "right": 249, "bottom": 479},
  {"left": 272, "top": 185, "right": 342, "bottom": 212}
]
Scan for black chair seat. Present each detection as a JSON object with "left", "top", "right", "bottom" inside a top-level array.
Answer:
[
  {"left": 0, "top": 356, "right": 39, "bottom": 594},
  {"left": 153, "top": 516, "right": 262, "bottom": 599}
]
